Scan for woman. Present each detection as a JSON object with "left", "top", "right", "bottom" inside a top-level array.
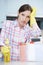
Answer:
[{"left": 0, "top": 4, "right": 41, "bottom": 61}]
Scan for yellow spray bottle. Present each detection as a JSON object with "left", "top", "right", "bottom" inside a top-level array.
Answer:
[{"left": 1, "top": 38, "right": 10, "bottom": 62}]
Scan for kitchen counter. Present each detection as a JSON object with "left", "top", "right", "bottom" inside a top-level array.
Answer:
[
  {"left": 0, "top": 61, "right": 43, "bottom": 65},
  {"left": 25, "top": 43, "right": 43, "bottom": 61}
]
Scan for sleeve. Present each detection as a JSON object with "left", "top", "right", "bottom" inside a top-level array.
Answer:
[
  {"left": 25, "top": 25, "right": 41, "bottom": 42},
  {"left": 30, "top": 7, "right": 41, "bottom": 36},
  {"left": 31, "top": 22, "right": 41, "bottom": 36},
  {"left": 0, "top": 20, "right": 12, "bottom": 46}
]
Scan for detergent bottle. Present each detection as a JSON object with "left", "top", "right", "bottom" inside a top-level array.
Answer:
[{"left": 1, "top": 38, "right": 10, "bottom": 62}]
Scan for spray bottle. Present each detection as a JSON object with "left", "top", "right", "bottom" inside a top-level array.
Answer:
[{"left": 1, "top": 39, "right": 10, "bottom": 62}]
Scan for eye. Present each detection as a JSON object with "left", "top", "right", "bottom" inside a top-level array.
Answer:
[
  {"left": 27, "top": 16, "right": 30, "bottom": 18},
  {"left": 21, "top": 14, "right": 25, "bottom": 16}
]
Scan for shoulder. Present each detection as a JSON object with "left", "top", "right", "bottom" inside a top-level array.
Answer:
[
  {"left": 12, "top": 19, "right": 18, "bottom": 26},
  {"left": 2, "top": 20, "right": 18, "bottom": 27}
]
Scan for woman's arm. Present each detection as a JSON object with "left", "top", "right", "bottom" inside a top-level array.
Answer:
[{"left": 0, "top": 20, "right": 12, "bottom": 46}]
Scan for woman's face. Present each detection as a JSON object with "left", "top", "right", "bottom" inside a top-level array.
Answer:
[{"left": 18, "top": 10, "right": 31, "bottom": 28}]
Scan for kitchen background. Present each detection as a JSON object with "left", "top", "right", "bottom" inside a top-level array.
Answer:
[
  {"left": 0, "top": 0, "right": 43, "bottom": 64},
  {"left": 0, "top": 0, "right": 43, "bottom": 30}
]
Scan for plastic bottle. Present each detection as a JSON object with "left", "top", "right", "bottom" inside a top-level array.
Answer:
[{"left": 1, "top": 39, "right": 10, "bottom": 62}]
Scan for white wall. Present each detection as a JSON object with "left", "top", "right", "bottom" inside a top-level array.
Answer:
[
  {"left": 7, "top": 0, "right": 43, "bottom": 17},
  {"left": 28, "top": 0, "right": 43, "bottom": 17},
  {"left": 0, "top": 0, "right": 43, "bottom": 28},
  {"left": 0, "top": 0, "right": 7, "bottom": 28}
]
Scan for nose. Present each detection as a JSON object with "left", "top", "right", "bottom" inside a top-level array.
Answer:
[{"left": 23, "top": 16, "right": 26, "bottom": 21}]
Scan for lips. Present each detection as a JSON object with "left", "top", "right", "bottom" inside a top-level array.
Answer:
[{"left": 22, "top": 21, "right": 26, "bottom": 24}]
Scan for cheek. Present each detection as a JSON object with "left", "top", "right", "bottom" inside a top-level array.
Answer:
[
  {"left": 26, "top": 18, "right": 30, "bottom": 23},
  {"left": 19, "top": 16, "right": 23, "bottom": 21}
]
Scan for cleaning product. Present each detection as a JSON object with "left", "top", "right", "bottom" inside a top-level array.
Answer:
[
  {"left": 20, "top": 43, "right": 26, "bottom": 61},
  {"left": 1, "top": 39, "right": 10, "bottom": 62}
]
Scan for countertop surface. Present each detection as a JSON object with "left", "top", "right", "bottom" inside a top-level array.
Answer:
[{"left": 0, "top": 61, "right": 43, "bottom": 65}]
